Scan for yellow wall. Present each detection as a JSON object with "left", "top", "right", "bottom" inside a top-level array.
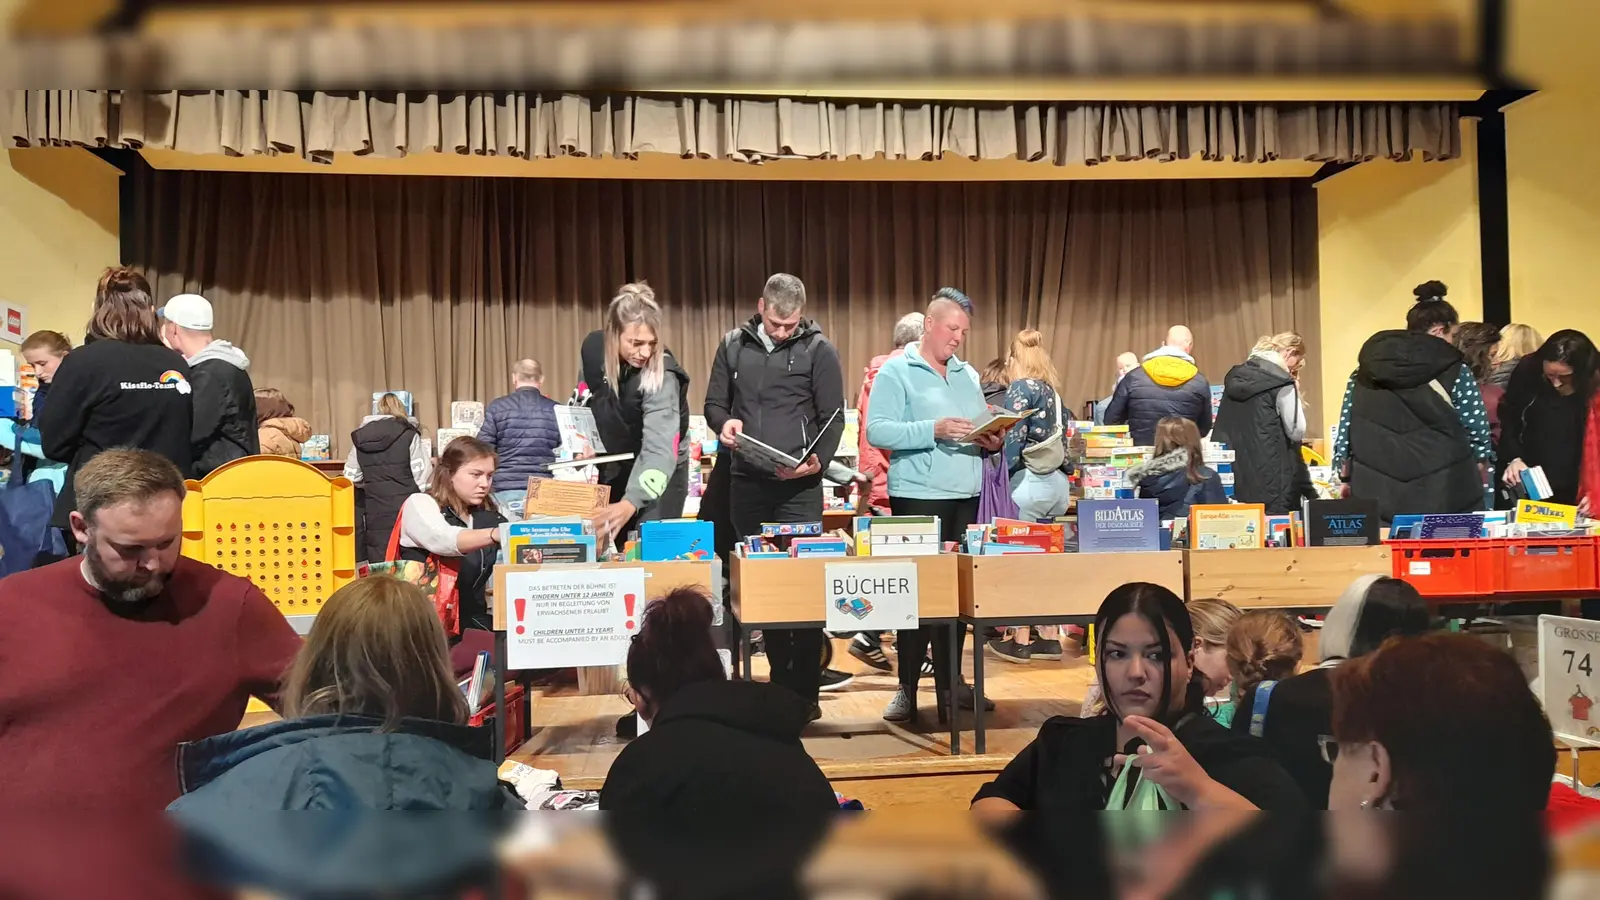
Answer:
[
  {"left": 1315, "top": 125, "right": 1482, "bottom": 438},
  {"left": 0, "top": 148, "right": 121, "bottom": 346}
]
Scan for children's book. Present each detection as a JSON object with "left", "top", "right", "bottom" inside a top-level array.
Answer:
[
  {"left": 1517, "top": 499, "right": 1578, "bottom": 528},
  {"left": 436, "top": 427, "right": 474, "bottom": 456},
  {"left": 500, "top": 519, "right": 587, "bottom": 564},
  {"left": 451, "top": 401, "right": 485, "bottom": 430},
  {"left": 1190, "top": 504, "right": 1267, "bottom": 550},
  {"left": 990, "top": 518, "right": 1066, "bottom": 553},
  {"left": 958, "top": 406, "right": 1034, "bottom": 443},
  {"left": 639, "top": 519, "right": 715, "bottom": 561},
  {"left": 515, "top": 535, "right": 597, "bottom": 564}
]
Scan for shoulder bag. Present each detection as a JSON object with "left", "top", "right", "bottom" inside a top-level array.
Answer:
[
  {"left": 381, "top": 502, "right": 462, "bottom": 637},
  {"left": 1022, "top": 389, "right": 1066, "bottom": 476}
]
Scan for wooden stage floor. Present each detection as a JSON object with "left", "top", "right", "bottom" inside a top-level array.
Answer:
[{"left": 511, "top": 633, "right": 1100, "bottom": 807}]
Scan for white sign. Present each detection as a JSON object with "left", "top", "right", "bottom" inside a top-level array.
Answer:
[
  {"left": 505, "top": 567, "right": 648, "bottom": 669},
  {"left": 824, "top": 561, "right": 920, "bottom": 632},
  {"left": 1538, "top": 615, "right": 1600, "bottom": 748}
]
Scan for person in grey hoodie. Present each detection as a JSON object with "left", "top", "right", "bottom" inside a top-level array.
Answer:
[{"left": 158, "top": 293, "right": 260, "bottom": 477}]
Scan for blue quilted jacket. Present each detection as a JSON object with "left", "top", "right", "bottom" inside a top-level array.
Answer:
[{"left": 478, "top": 387, "right": 561, "bottom": 491}]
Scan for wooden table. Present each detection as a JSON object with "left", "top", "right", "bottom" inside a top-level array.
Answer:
[
  {"left": 958, "top": 551, "right": 1187, "bottom": 753},
  {"left": 731, "top": 553, "right": 965, "bottom": 752},
  {"left": 1184, "top": 545, "right": 1393, "bottom": 609}
]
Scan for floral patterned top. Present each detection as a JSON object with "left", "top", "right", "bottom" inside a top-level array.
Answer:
[{"left": 1003, "top": 378, "right": 1063, "bottom": 475}]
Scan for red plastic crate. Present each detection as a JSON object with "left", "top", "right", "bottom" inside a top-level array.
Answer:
[
  {"left": 1500, "top": 537, "right": 1598, "bottom": 594},
  {"left": 469, "top": 682, "right": 526, "bottom": 757},
  {"left": 1389, "top": 539, "right": 1505, "bottom": 597}
]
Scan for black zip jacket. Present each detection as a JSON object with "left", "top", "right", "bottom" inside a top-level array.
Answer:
[{"left": 703, "top": 315, "right": 846, "bottom": 481}]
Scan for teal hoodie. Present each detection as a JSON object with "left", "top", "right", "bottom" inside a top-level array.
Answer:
[{"left": 864, "top": 341, "right": 987, "bottom": 500}]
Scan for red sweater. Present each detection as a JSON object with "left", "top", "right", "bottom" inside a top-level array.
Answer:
[{"left": 0, "top": 556, "right": 301, "bottom": 809}]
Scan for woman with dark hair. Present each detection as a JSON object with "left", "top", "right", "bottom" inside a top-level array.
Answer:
[
  {"left": 1498, "top": 329, "right": 1600, "bottom": 511},
  {"left": 1123, "top": 416, "right": 1226, "bottom": 520},
  {"left": 1454, "top": 322, "right": 1505, "bottom": 448},
  {"left": 1328, "top": 633, "right": 1555, "bottom": 812},
  {"left": 971, "top": 583, "right": 1304, "bottom": 814},
  {"left": 601, "top": 585, "right": 836, "bottom": 817},
  {"left": 38, "top": 267, "right": 195, "bottom": 539},
  {"left": 1332, "top": 281, "right": 1494, "bottom": 523},
  {"left": 1239, "top": 575, "right": 1429, "bottom": 807},
  {"left": 168, "top": 578, "right": 515, "bottom": 810}
]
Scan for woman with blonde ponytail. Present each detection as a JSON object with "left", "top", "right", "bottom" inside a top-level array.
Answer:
[
  {"left": 1212, "top": 332, "right": 1317, "bottom": 514},
  {"left": 578, "top": 282, "right": 693, "bottom": 542}
]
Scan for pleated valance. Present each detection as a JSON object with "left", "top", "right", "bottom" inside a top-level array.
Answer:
[{"left": 6, "top": 90, "right": 1462, "bottom": 166}]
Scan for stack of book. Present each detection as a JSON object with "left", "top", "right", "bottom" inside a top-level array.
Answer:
[
  {"left": 963, "top": 519, "right": 1068, "bottom": 554},
  {"left": 1201, "top": 442, "right": 1236, "bottom": 500},
  {"left": 499, "top": 518, "right": 597, "bottom": 565},
  {"left": 1070, "top": 424, "right": 1150, "bottom": 500},
  {"left": 738, "top": 521, "right": 850, "bottom": 558}
]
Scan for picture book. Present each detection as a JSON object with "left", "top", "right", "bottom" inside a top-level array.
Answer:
[
  {"left": 553, "top": 405, "right": 609, "bottom": 458},
  {"left": 639, "top": 519, "right": 715, "bottom": 561},
  {"left": 436, "top": 427, "right": 474, "bottom": 456},
  {"left": 990, "top": 532, "right": 1058, "bottom": 553},
  {"left": 1517, "top": 499, "right": 1579, "bottom": 527},
  {"left": 515, "top": 535, "right": 597, "bottom": 564},
  {"left": 1190, "top": 504, "right": 1267, "bottom": 550},
  {"left": 525, "top": 477, "right": 610, "bottom": 519},
  {"left": 500, "top": 519, "right": 587, "bottom": 563},
  {"left": 1418, "top": 513, "right": 1485, "bottom": 540},
  {"left": 959, "top": 406, "right": 1034, "bottom": 443},
  {"left": 300, "top": 434, "right": 331, "bottom": 461},
  {"left": 1077, "top": 499, "right": 1161, "bottom": 553},
  {"left": 1304, "top": 499, "right": 1380, "bottom": 547},
  {"left": 451, "top": 401, "right": 485, "bottom": 430},
  {"left": 867, "top": 515, "right": 942, "bottom": 557},
  {"left": 790, "top": 537, "right": 851, "bottom": 557}
]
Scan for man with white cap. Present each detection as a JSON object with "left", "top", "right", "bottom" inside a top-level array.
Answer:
[{"left": 158, "top": 293, "right": 259, "bottom": 476}]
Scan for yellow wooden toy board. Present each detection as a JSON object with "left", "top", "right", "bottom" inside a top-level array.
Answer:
[{"left": 181, "top": 456, "right": 357, "bottom": 617}]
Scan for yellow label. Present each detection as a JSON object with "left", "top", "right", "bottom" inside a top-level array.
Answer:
[{"left": 1517, "top": 499, "right": 1578, "bottom": 526}]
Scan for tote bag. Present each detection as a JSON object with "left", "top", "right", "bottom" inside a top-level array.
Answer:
[
  {"left": 0, "top": 429, "right": 62, "bottom": 576},
  {"left": 977, "top": 452, "right": 1020, "bottom": 523},
  {"left": 1022, "top": 391, "right": 1066, "bottom": 476},
  {"left": 382, "top": 504, "right": 462, "bottom": 637}
]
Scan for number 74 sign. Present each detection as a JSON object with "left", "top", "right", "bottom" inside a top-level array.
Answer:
[{"left": 1538, "top": 615, "right": 1600, "bottom": 749}]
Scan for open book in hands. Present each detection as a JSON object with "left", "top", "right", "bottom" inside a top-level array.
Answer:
[{"left": 957, "top": 406, "right": 1035, "bottom": 443}]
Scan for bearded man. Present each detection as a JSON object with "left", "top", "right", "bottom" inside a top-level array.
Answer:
[{"left": 0, "top": 448, "right": 299, "bottom": 808}]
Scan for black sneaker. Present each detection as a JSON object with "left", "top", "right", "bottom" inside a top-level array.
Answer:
[
  {"left": 849, "top": 634, "right": 893, "bottom": 672},
  {"left": 987, "top": 638, "right": 1033, "bottom": 665},
  {"left": 921, "top": 653, "right": 935, "bottom": 679},
  {"left": 819, "top": 668, "right": 855, "bottom": 692},
  {"left": 1029, "top": 639, "right": 1065, "bottom": 661},
  {"left": 616, "top": 711, "right": 638, "bottom": 739},
  {"left": 955, "top": 680, "right": 995, "bottom": 712},
  {"left": 809, "top": 703, "right": 823, "bottom": 722}
]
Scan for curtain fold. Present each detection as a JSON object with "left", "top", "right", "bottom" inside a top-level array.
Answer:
[
  {"left": 125, "top": 170, "right": 1320, "bottom": 455},
  {"left": 10, "top": 90, "right": 1459, "bottom": 165}
]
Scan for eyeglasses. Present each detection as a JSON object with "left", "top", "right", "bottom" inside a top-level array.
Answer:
[{"left": 1318, "top": 735, "right": 1340, "bottom": 765}]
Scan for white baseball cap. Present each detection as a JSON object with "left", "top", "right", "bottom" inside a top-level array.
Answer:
[{"left": 157, "top": 293, "right": 214, "bottom": 331}]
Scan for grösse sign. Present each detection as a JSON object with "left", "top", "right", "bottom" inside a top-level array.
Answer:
[
  {"left": 824, "top": 561, "right": 919, "bottom": 632},
  {"left": 1538, "top": 614, "right": 1600, "bottom": 749}
]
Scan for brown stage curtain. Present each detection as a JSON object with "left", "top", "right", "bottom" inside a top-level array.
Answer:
[
  {"left": 11, "top": 90, "right": 1461, "bottom": 165},
  {"left": 126, "top": 168, "right": 1321, "bottom": 454}
]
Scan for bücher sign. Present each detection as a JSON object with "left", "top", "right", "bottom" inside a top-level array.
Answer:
[{"left": 824, "top": 561, "right": 919, "bottom": 632}]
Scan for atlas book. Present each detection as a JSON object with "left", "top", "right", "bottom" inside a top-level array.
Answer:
[
  {"left": 1077, "top": 499, "right": 1161, "bottom": 553},
  {"left": 1304, "top": 499, "right": 1380, "bottom": 547},
  {"left": 1190, "top": 503, "right": 1267, "bottom": 550}
]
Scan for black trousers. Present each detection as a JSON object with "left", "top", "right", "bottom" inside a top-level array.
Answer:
[
  {"left": 731, "top": 475, "right": 825, "bottom": 705},
  {"left": 889, "top": 496, "right": 980, "bottom": 694}
]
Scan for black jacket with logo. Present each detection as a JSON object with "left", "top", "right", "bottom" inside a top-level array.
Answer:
[
  {"left": 702, "top": 316, "right": 846, "bottom": 482},
  {"left": 38, "top": 338, "right": 195, "bottom": 528},
  {"left": 1213, "top": 357, "right": 1316, "bottom": 515},
  {"left": 1347, "top": 330, "right": 1483, "bottom": 523}
]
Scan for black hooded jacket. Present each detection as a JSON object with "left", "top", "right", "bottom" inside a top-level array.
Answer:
[
  {"left": 1346, "top": 330, "right": 1483, "bottom": 524},
  {"left": 1213, "top": 357, "right": 1316, "bottom": 515},
  {"left": 599, "top": 679, "right": 838, "bottom": 817},
  {"left": 972, "top": 711, "right": 1306, "bottom": 811},
  {"left": 352, "top": 416, "right": 422, "bottom": 563},
  {"left": 703, "top": 316, "right": 846, "bottom": 482},
  {"left": 578, "top": 329, "right": 692, "bottom": 495}
]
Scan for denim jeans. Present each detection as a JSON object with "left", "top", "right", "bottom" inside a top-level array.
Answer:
[{"left": 1009, "top": 469, "right": 1071, "bottom": 521}]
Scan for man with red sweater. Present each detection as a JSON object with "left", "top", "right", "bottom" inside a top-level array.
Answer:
[{"left": 0, "top": 449, "right": 300, "bottom": 808}]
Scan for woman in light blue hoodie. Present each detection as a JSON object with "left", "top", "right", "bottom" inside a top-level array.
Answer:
[{"left": 865, "top": 296, "right": 1002, "bottom": 726}]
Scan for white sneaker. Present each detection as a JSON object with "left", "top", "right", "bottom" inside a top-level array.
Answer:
[{"left": 882, "top": 687, "right": 915, "bottom": 722}]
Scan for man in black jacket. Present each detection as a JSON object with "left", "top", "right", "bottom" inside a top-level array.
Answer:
[
  {"left": 704, "top": 273, "right": 846, "bottom": 714},
  {"left": 1105, "top": 325, "right": 1213, "bottom": 445},
  {"left": 158, "top": 294, "right": 259, "bottom": 477}
]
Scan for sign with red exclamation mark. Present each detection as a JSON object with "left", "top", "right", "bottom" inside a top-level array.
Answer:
[
  {"left": 624, "top": 593, "right": 637, "bottom": 631},
  {"left": 513, "top": 596, "right": 527, "bottom": 635},
  {"left": 503, "top": 567, "right": 650, "bottom": 670}
]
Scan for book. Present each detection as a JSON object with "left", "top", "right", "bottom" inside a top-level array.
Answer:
[
  {"left": 548, "top": 452, "right": 635, "bottom": 470},
  {"left": 553, "top": 405, "right": 609, "bottom": 458},
  {"left": 463, "top": 650, "right": 491, "bottom": 714},
  {"left": 524, "top": 477, "right": 610, "bottom": 518},
  {"left": 734, "top": 408, "right": 844, "bottom": 473},
  {"left": 790, "top": 537, "right": 850, "bottom": 557},
  {"left": 300, "top": 434, "right": 331, "bottom": 461},
  {"left": 990, "top": 518, "right": 1066, "bottom": 553},
  {"left": 1418, "top": 513, "right": 1484, "bottom": 540},
  {"left": 761, "top": 521, "right": 824, "bottom": 538},
  {"left": 639, "top": 519, "right": 715, "bottom": 561},
  {"left": 1077, "top": 499, "right": 1161, "bottom": 553},
  {"left": 991, "top": 532, "right": 1057, "bottom": 553},
  {"left": 868, "top": 517, "right": 943, "bottom": 557},
  {"left": 1190, "top": 504, "right": 1267, "bottom": 550},
  {"left": 981, "top": 542, "right": 1046, "bottom": 555},
  {"left": 451, "top": 401, "right": 484, "bottom": 430},
  {"left": 500, "top": 519, "right": 587, "bottom": 563},
  {"left": 1388, "top": 514, "right": 1425, "bottom": 539},
  {"left": 959, "top": 406, "right": 1034, "bottom": 443},
  {"left": 1517, "top": 499, "right": 1578, "bottom": 527},
  {"left": 1304, "top": 499, "right": 1380, "bottom": 547},
  {"left": 515, "top": 535, "right": 597, "bottom": 564},
  {"left": 1519, "top": 466, "right": 1554, "bottom": 502},
  {"left": 436, "top": 427, "right": 474, "bottom": 456},
  {"left": 1265, "top": 515, "right": 1296, "bottom": 548}
]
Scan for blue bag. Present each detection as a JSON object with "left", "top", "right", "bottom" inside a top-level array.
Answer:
[{"left": 0, "top": 422, "right": 64, "bottom": 575}]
